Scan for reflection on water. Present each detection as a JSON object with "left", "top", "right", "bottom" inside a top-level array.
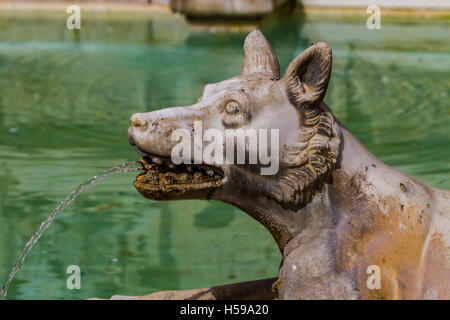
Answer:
[
  {"left": 0, "top": 11, "right": 448, "bottom": 299},
  {"left": 1, "top": 161, "right": 141, "bottom": 299}
]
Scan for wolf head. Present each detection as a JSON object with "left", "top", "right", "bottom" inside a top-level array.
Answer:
[{"left": 128, "top": 30, "right": 340, "bottom": 211}]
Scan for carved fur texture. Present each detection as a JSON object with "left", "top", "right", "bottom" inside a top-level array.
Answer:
[{"left": 271, "top": 105, "right": 340, "bottom": 210}]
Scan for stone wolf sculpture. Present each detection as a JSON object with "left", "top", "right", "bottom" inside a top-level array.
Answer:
[{"left": 127, "top": 30, "right": 449, "bottom": 299}]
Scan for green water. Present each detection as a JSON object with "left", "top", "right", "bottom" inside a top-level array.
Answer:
[{"left": 0, "top": 11, "right": 448, "bottom": 299}]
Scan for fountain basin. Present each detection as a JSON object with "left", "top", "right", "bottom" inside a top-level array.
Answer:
[{"left": 170, "top": 0, "right": 294, "bottom": 19}]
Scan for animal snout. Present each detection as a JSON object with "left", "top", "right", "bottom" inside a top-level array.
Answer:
[{"left": 130, "top": 114, "right": 149, "bottom": 131}]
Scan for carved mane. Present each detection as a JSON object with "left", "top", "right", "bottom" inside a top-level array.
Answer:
[{"left": 270, "top": 103, "right": 340, "bottom": 210}]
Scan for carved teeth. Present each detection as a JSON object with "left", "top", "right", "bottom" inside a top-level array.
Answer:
[
  {"left": 143, "top": 156, "right": 222, "bottom": 179},
  {"left": 152, "top": 157, "right": 162, "bottom": 165}
]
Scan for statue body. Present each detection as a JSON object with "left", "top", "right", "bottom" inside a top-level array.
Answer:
[
  {"left": 271, "top": 123, "right": 450, "bottom": 299},
  {"left": 127, "top": 30, "right": 449, "bottom": 299}
]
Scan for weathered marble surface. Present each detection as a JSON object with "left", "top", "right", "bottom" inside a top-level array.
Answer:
[
  {"left": 96, "top": 278, "right": 276, "bottom": 300},
  {"left": 126, "top": 30, "right": 450, "bottom": 299}
]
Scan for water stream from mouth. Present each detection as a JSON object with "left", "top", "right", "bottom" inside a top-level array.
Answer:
[{"left": 0, "top": 161, "right": 143, "bottom": 299}]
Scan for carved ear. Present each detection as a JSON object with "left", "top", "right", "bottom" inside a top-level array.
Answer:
[
  {"left": 283, "top": 42, "right": 332, "bottom": 109},
  {"left": 241, "top": 30, "right": 280, "bottom": 78}
]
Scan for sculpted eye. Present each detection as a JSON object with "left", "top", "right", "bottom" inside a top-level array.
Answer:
[
  {"left": 221, "top": 93, "right": 252, "bottom": 128},
  {"left": 225, "top": 101, "right": 240, "bottom": 114}
]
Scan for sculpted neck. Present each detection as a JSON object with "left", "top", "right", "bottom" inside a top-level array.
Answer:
[
  {"left": 333, "top": 120, "right": 380, "bottom": 176},
  {"left": 217, "top": 120, "right": 381, "bottom": 253},
  {"left": 279, "top": 123, "right": 380, "bottom": 252}
]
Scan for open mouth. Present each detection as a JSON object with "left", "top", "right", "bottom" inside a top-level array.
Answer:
[{"left": 133, "top": 145, "right": 225, "bottom": 200}]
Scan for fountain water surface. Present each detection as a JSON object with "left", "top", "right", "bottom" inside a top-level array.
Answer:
[{"left": 0, "top": 161, "right": 143, "bottom": 299}]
